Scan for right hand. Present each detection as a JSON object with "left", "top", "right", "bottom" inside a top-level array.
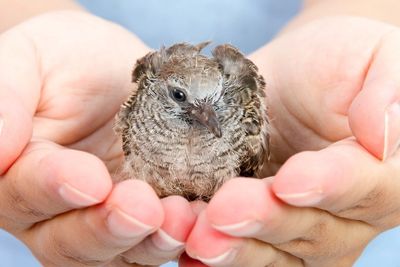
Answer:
[
  {"left": 184, "top": 16, "right": 400, "bottom": 266},
  {"left": 0, "top": 10, "right": 195, "bottom": 266}
]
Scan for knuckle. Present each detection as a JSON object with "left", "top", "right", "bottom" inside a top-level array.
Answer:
[
  {"left": 0, "top": 178, "right": 51, "bottom": 232},
  {"left": 50, "top": 239, "right": 105, "bottom": 267},
  {"left": 275, "top": 215, "right": 375, "bottom": 262},
  {"left": 6, "top": 177, "right": 50, "bottom": 220},
  {"left": 335, "top": 184, "right": 389, "bottom": 223},
  {"left": 242, "top": 240, "right": 282, "bottom": 267},
  {"left": 9, "top": 189, "right": 46, "bottom": 218},
  {"left": 276, "top": 236, "right": 318, "bottom": 261},
  {"left": 276, "top": 218, "right": 331, "bottom": 260}
]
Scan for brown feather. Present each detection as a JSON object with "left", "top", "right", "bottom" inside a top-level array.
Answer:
[{"left": 115, "top": 42, "right": 270, "bottom": 201}]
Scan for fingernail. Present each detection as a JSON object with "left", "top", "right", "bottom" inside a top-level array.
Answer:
[
  {"left": 151, "top": 229, "right": 184, "bottom": 251},
  {"left": 212, "top": 220, "right": 263, "bottom": 237},
  {"left": 107, "top": 208, "right": 155, "bottom": 239},
  {"left": 275, "top": 189, "right": 324, "bottom": 206},
  {"left": 196, "top": 248, "right": 238, "bottom": 266},
  {"left": 383, "top": 102, "right": 400, "bottom": 161},
  {"left": 58, "top": 182, "right": 100, "bottom": 207}
]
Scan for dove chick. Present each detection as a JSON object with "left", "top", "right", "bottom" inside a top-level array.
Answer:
[{"left": 115, "top": 42, "right": 269, "bottom": 201}]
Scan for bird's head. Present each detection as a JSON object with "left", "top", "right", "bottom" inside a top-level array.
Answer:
[{"left": 131, "top": 42, "right": 258, "bottom": 138}]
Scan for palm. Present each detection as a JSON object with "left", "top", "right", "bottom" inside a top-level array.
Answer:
[
  {"left": 11, "top": 11, "right": 149, "bottom": 170},
  {"left": 251, "top": 17, "right": 394, "bottom": 169}
]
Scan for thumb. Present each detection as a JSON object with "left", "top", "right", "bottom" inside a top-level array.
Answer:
[
  {"left": 349, "top": 30, "right": 400, "bottom": 160},
  {"left": 0, "top": 29, "right": 41, "bottom": 173}
]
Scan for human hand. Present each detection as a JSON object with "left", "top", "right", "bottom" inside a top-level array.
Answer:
[
  {"left": 0, "top": 11, "right": 196, "bottom": 266},
  {"left": 183, "top": 16, "right": 400, "bottom": 266}
]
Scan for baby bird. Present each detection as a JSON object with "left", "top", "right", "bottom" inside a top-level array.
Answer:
[{"left": 115, "top": 42, "right": 269, "bottom": 201}]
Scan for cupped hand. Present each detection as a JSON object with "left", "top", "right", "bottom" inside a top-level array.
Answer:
[
  {"left": 0, "top": 11, "right": 195, "bottom": 266},
  {"left": 184, "top": 16, "right": 400, "bottom": 266}
]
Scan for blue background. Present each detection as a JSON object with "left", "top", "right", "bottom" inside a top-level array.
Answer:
[{"left": 1, "top": 1, "right": 399, "bottom": 266}]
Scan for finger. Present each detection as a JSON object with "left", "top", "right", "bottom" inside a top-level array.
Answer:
[
  {"left": 122, "top": 196, "right": 197, "bottom": 266},
  {"left": 273, "top": 139, "right": 400, "bottom": 229},
  {"left": 0, "top": 139, "right": 112, "bottom": 232},
  {"left": 0, "top": 30, "right": 41, "bottom": 173},
  {"left": 186, "top": 211, "right": 302, "bottom": 267},
  {"left": 348, "top": 30, "right": 400, "bottom": 160},
  {"left": 22, "top": 180, "right": 164, "bottom": 267},
  {"left": 207, "top": 177, "right": 375, "bottom": 263},
  {"left": 208, "top": 178, "right": 323, "bottom": 243}
]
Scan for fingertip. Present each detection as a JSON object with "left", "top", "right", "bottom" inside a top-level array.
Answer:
[
  {"left": 272, "top": 144, "right": 371, "bottom": 207},
  {"left": 348, "top": 90, "right": 387, "bottom": 159},
  {"left": 186, "top": 211, "right": 239, "bottom": 259},
  {"left": 160, "top": 196, "right": 196, "bottom": 242},
  {"left": 348, "top": 57, "right": 400, "bottom": 160},
  {"left": 272, "top": 151, "right": 333, "bottom": 196},
  {"left": 207, "top": 178, "right": 270, "bottom": 227},
  {"left": 125, "top": 196, "right": 196, "bottom": 256},
  {"left": 115, "top": 196, "right": 190, "bottom": 264},
  {"left": 108, "top": 179, "right": 164, "bottom": 228},
  {"left": 0, "top": 98, "right": 32, "bottom": 174},
  {"left": 40, "top": 149, "right": 113, "bottom": 206}
]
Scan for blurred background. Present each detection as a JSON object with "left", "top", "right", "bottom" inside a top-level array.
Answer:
[
  {"left": 1, "top": 1, "right": 400, "bottom": 266},
  {"left": 78, "top": 0, "right": 301, "bottom": 54}
]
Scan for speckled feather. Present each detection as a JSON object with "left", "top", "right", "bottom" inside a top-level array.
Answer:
[{"left": 115, "top": 42, "right": 269, "bottom": 201}]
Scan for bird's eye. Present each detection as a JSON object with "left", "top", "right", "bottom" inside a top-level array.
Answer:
[{"left": 171, "top": 88, "right": 187, "bottom": 102}]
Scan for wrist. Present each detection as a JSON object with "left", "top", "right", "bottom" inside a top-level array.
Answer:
[
  {"left": 283, "top": 0, "right": 400, "bottom": 33},
  {"left": 0, "top": 0, "right": 83, "bottom": 32}
]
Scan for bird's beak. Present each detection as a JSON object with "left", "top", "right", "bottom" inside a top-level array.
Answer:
[{"left": 191, "top": 104, "right": 222, "bottom": 138}]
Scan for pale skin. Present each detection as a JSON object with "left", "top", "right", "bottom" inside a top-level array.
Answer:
[
  {"left": 184, "top": 1, "right": 400, "bottom": 266},
  {"left": 1, "top": 1, "right": 400, "bottom": 267},
  {"left": 0, "top": 1, "right": 195, "bottom": 266}
]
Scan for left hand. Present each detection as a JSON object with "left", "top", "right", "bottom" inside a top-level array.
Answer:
[
  {"left": 0, "top": 11, "right": 197, "bottom": 266},
  {"left": 182, "top": 16, "right": 400, "bottom": 266}
]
